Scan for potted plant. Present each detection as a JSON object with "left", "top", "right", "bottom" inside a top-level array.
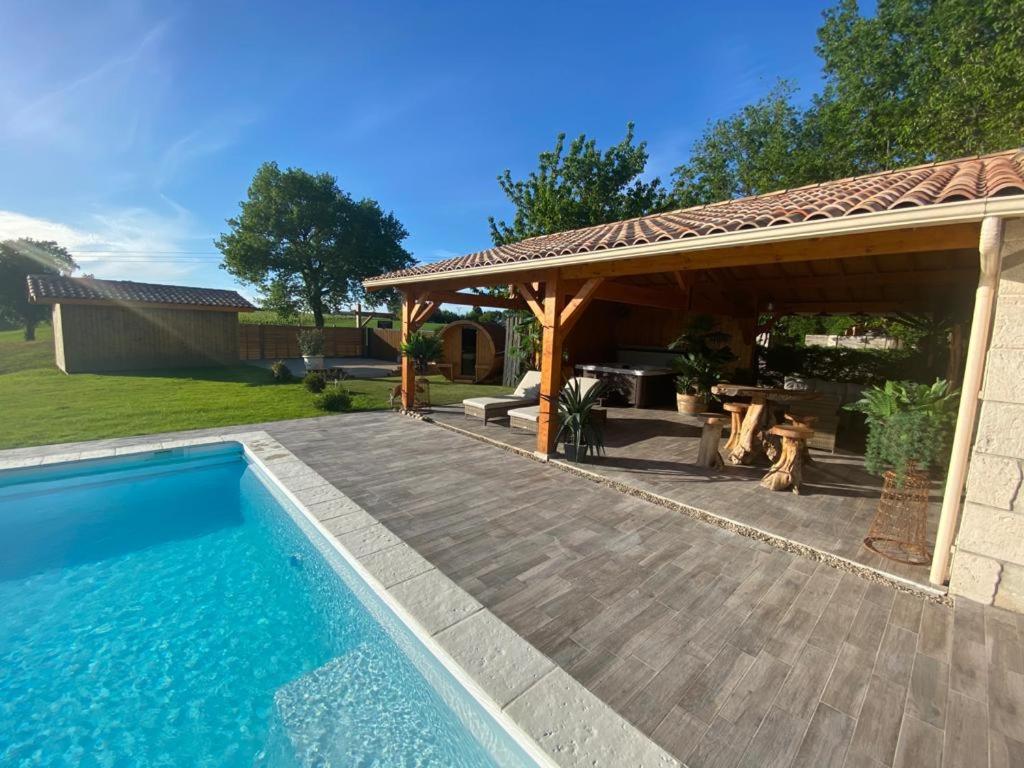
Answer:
[
  {"left": 298, "top": 328, "right": 325, "bottom": 371},
  {"left": 556, "top": 379, "right": 605, "bottom": 462},
  {"left": 669, "top": 316, "right": 735, "bottom": 413},
  {"left": 844, "top": 379, "right": 959, "bottom": 484},
  {"left": 400, "top": 331, "right": 443, "bottom": 374},
  {"left": 672, "top": 352, "right": 721, "bottom": 414}
]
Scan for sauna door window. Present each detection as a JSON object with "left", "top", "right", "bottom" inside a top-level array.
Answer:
[{"left": 460, "top": 328, "right": 477, "bottom": 377}]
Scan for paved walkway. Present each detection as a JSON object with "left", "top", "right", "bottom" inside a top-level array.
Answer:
[
  {"left": 427, "top": 405, "right": 939, "bottom": 589},
  {"left": 5, "top": 412, "right": 1023, "bottom": 767}
]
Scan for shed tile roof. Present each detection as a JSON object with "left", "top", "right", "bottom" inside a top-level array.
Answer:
[
  {"left": 26, "top": 275, "right": 255, "bottom": 311},
  {"left": 370, "top": 149, "right": 1024, "bottom": 282}
]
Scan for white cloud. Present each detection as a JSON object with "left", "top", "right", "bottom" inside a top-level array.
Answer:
[
  {"left": 5, "top": 21, "right": 172, "bottom": 152},
  {"left": 0, "top": 206, "right": 219, "bottom": 284}
]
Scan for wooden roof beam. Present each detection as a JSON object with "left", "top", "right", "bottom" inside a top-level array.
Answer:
[
  {"left": 558, "top": 223, "right": 980, "bottom": 281},
  {"left": 424, "top": 289, "right": 524, "bottom": 310}
]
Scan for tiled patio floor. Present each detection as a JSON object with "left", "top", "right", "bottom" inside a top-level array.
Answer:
[
  {"left": 266, "top": 412, "right": 1022, "bottom": 768},
  {"left": 5, "top": 412, "right": 1023, "bottom": 767},
  {"left": 426, "top": 405, "right": 941, "bottom": 590}
]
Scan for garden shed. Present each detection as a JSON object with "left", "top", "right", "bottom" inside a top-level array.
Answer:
[
  {"left": 435, "top": 319, "right": 505, "bottom": 382},
  {"left": 26, "top": 275, "right": 255, "bottom": 374}
]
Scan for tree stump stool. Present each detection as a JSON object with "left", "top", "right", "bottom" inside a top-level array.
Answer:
[
  {"left": 760, "top": 424, "right": 814, "bottom": 493},
  {"left": 696, "top": 416, "right": 726, "bottom": 469},
  {"left": 722, "top": 402, "right": 749, "bottom": 463},
  {"left": 784, "top": 413, "right": 818, "bottom": 465}
]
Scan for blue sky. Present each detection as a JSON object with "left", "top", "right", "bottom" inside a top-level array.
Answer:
[{"left": 0, "top": 0, "right": 839, "bottom": 304}]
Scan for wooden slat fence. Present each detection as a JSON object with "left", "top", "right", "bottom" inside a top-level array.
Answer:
[
  {"left": 366, "top": 328, "right": 403, "bottom": 361},
  {"left": 239, "top": 325, "right": 363, "bottom": 360}
]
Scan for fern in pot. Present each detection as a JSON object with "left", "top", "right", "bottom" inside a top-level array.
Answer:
[
  {"left": 845, "top": 379, "right": 959, "bottom": 485},
  {"left": 556, "top": 379, "right": 605, "bottom": 463}
]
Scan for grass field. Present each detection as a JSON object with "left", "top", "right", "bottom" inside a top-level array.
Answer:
[
  {"left": 0, "top": 326, "right": 504, "bottom": 450},
  {"left": 239, "top": 310, "right": 445, "bottom": 332}
]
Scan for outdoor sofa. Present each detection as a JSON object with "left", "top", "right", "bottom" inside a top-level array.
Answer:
[
  {"left": 507, "top": 376, "right": 602, "bottom": 433},
  {"left": 462, "top": 371, "right": 542, "bottom": 425}
]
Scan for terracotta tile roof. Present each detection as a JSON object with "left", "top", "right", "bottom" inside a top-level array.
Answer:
[
  {"left": 370, "top": 149, "right": 1024, "bottom": 283},
  {"left": 26, "top": 275, "right": 255, "bottom": 311}
]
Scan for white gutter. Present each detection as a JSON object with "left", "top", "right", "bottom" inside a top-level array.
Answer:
[
  {"left": 929, "top": 216, "right": 1004, "bottom": 587},
  {"left": 365, "top": 196, "right": 1024, "bottom": 289}
]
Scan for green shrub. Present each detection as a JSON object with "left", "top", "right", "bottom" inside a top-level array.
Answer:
[
  {"left": 270, "top": 360, "right": 293, "bottom": 383},
  {"left": 761, "top": 344, "right": 921, "bottom": 386},
  {"left": 313, "top": 385, "right": 352, "bottom": 412},
  {"left": 303, "top": 370, "right": 327, "bottom": 393},
  {"left": 845, "top": 379, "right": 958, "bottom": 480},
  {"left": 297, "top": 328, "right": 325, "bottom": 356}
]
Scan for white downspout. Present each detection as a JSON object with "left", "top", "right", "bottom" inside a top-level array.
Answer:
[{"left": 929, "top": 216, "right": 1004, "bottom": 587}]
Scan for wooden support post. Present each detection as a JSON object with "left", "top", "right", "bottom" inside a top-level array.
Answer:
[
  {"left": 400, "top": 292, "right": 416, "bottom": 410},
  {"left": 536, "top": 271, "right": 565, "bottom": 458}
]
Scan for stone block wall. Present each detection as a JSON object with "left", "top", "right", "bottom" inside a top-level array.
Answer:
[{"left": 951, "top": 217, "right": 1024, "bottom": 611}]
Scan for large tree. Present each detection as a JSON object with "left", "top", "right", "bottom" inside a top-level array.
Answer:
[
  {"left": 488, "top": 123, "right": 668, "bottom": 246},
  {"left": 672, "top": 0, "right": 1024, "bottom": 205},
  {"left": 217, "top": 162, "right": 413, "bottom": 327},
  {"left": 0, "top": 239, "right": 77, "bottom": 340}
]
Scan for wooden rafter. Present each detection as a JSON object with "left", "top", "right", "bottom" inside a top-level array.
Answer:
[
  {"left": 410, "top": 300, "right": 437, "bottom": 328},
  {"left": 559, "top": 277, "right": 604, "bottom": 335},
  {"left": 515, "top": 282, "right": 545, "bottom": 323}
]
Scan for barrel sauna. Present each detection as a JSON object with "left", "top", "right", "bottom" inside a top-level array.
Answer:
[{"left": 436, "top": 320, "right": 505, "bottom": 383}]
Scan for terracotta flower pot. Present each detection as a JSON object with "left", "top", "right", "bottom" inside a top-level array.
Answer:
[{"left": 676, "top": 393, "right": 707, "bottom": 414}]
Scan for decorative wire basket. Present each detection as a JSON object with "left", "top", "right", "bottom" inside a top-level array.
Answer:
[
  {"left": 863, "top": 467, "right": 932, "bottom": 565},
  {"left": 413, "top": 377, "right": 431, "bottom": 410}
]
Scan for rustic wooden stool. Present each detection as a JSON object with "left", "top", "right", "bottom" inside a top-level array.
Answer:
[
  {"left": 696, "top": 416, "right": 726, "bottom": 469},
  {"left": 722, "top": 402, "right": 749, "bottom": 462},
  {"left": 760, "top": 424, "right": 814, "bottom": 493},
  {"left": 784, "top": 412, "right": 818, "bottom": 465}
]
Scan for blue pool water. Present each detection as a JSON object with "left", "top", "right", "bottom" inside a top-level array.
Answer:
[{"left": 0, "top": 444, "right": 536, "bottom": 767}]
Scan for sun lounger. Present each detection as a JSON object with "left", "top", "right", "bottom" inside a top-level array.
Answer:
[
  {"left": 507, "top": 377, "right": 602, "bottom": 433},
  {"left": 462, "top": 370, "right": 542, "bottom": 425}
]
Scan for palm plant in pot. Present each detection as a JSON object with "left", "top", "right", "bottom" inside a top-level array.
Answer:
[
  {"left": 672, "top": 351, "right": 722, "bottom": 414},
  {"left": 298, "top": 328, "right": 325, "bottom": 371},
  {"left": 400, "top": 331, "right": 443, "bottom": 373},
  {"left": 556, "top": 379, "right": 605, "bottom": 463}
]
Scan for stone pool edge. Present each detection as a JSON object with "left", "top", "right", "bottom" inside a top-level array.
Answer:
[{"left": 0, "top": 432, "right": 680, "bottom": 768}]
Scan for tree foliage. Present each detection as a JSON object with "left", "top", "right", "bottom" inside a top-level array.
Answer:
[
  {"left": 673, "top": 83, "right": 807, "bottom": 207},
  {"left": 217, "top": 162, "right": 412, "bottom": 327},
  {"left": 672, "top": 0, "right": 1024, "bottom": 204},
  {"left": 489, "top": 123, "right": 668, "bottom": 246},
  {"left": 0, "top": 239, "right": 77, "bottom": 340}
]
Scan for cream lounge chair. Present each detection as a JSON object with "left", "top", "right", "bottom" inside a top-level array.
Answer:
[
  {"left": 462, "top": 371, "right": 542, "bottom": 425},
  {"left": 508, "top": 377, "right": 602, "bottom": 433}
]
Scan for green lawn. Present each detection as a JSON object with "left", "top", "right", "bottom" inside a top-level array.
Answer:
[
  {"left": 0, "top": 327, "right": 504, "bottom": 450},
  {"left": 240, "top": 310, "right": 445, "bottom": 332}
]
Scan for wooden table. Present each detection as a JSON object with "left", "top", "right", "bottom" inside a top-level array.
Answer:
[{"left": 711, "top": 383, "right": 820, "bottom": 465}]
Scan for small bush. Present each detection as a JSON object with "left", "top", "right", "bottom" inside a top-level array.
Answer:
[
  {"left": 303, "top": 370, "right": 327, "bottom": 393},
  {"left": 313, "top": 385, "right": 352, "bottom": 412},
  {"left": 270, "top": 360, "right": 293, "bottom": 383}
]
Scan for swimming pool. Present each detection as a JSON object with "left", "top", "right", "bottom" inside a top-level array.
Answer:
[{"left": 0, "top": 442, "right": 539, "bottom": 767}]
